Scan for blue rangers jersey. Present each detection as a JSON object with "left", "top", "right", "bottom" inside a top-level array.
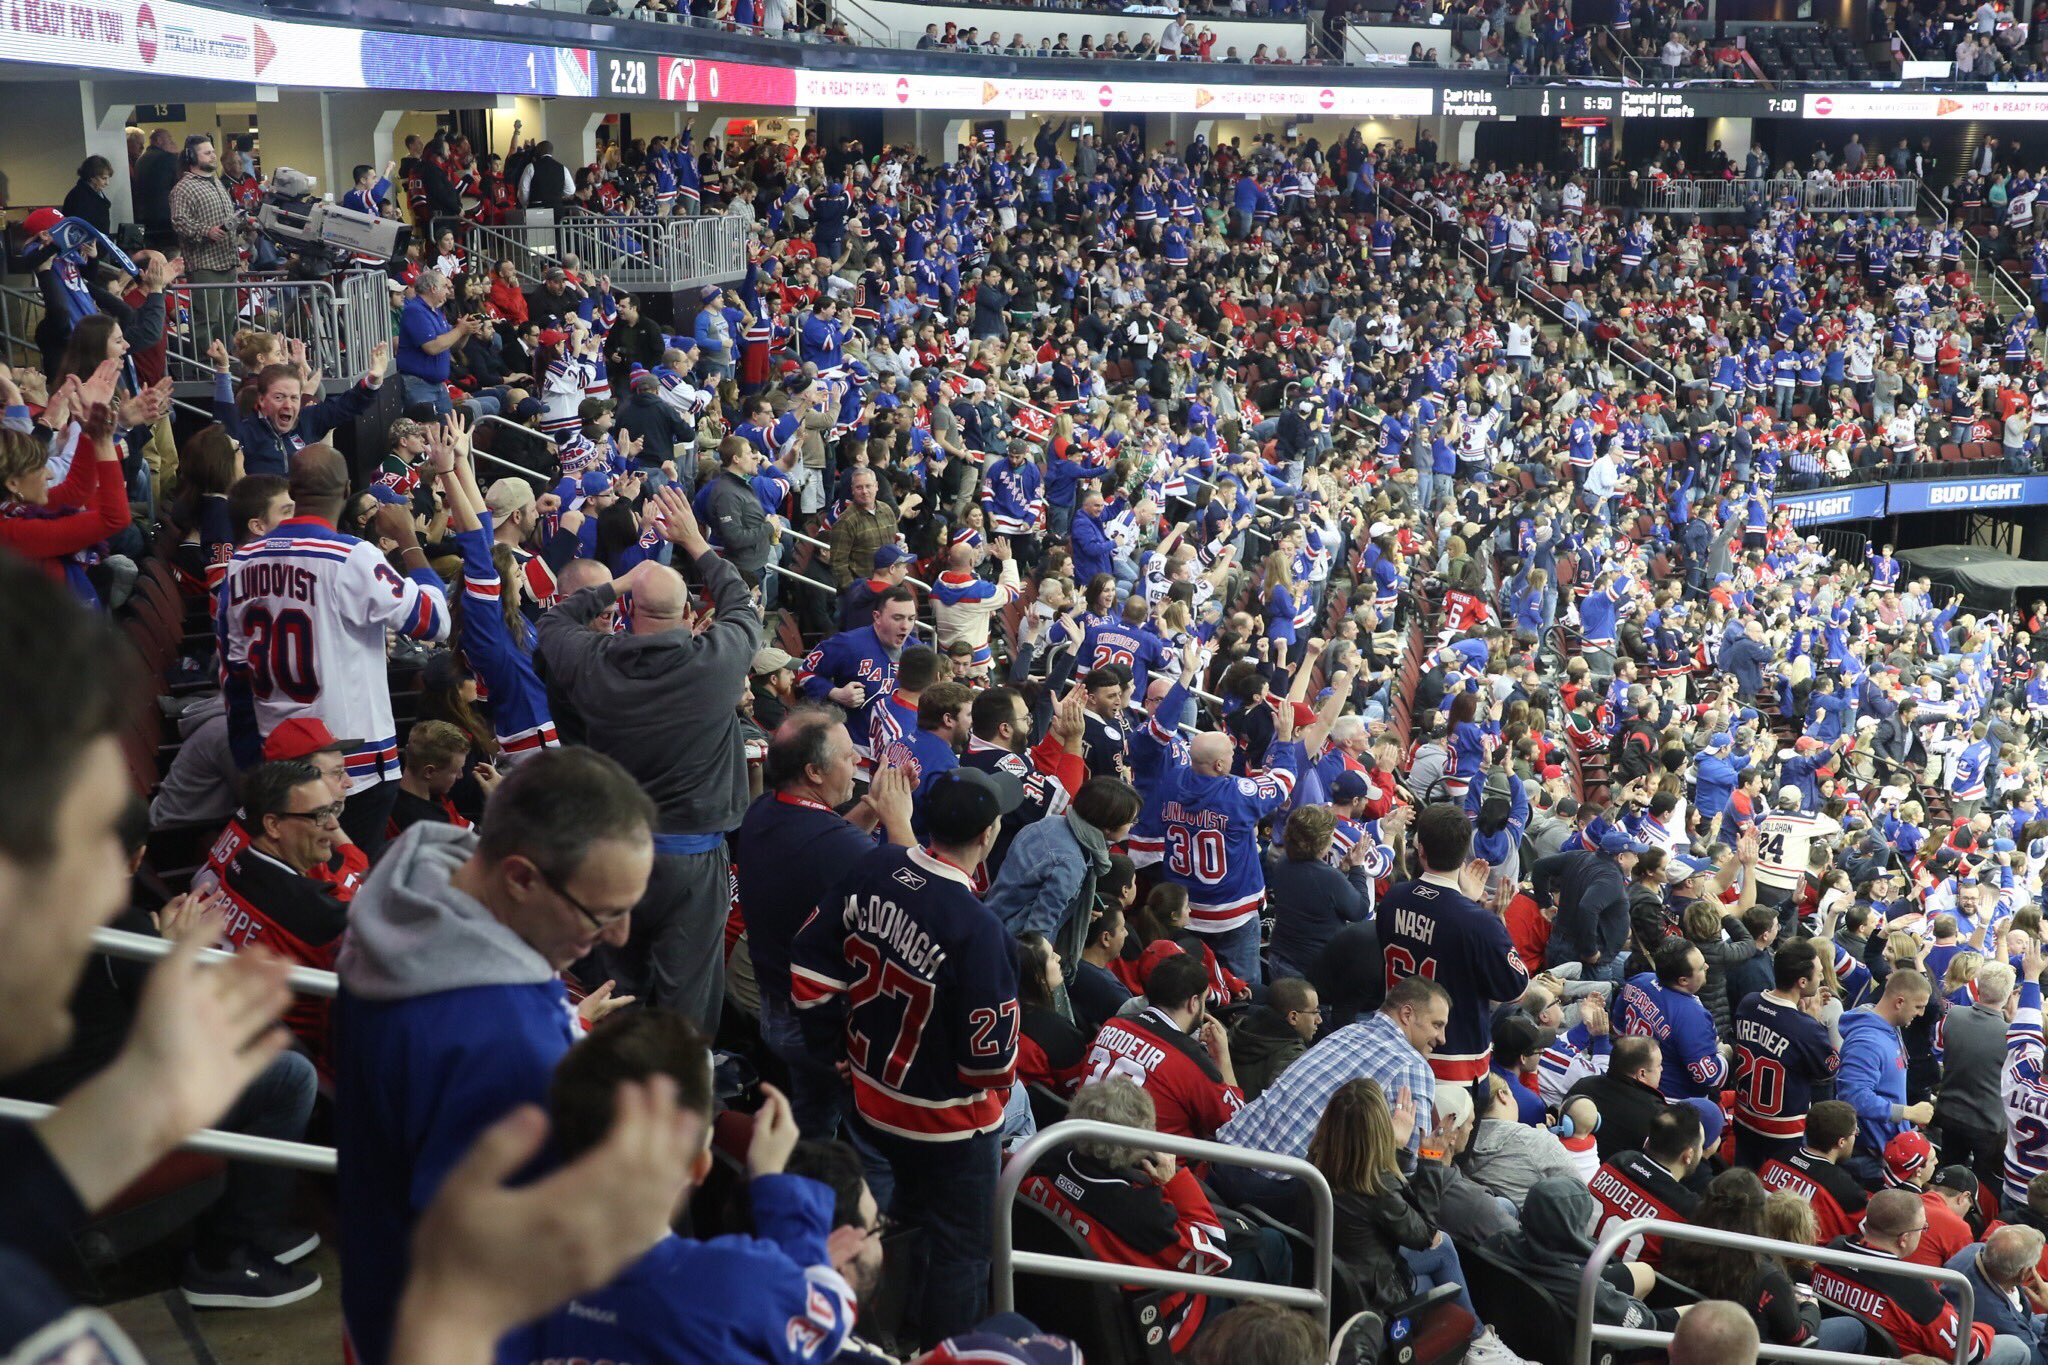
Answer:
[
  {"left": 454, "top": 520, "right": 558, "bottom": 756},
  {"left": 1126, "top": 684, "right": 1192, "bottom": 869},
  {"left": 1618, "top": 971, "right": 1728, "bottom": 1101},
  {"left": 790, "top": 845, "right": 1020, "bottom": 1142},
  {"left": 1080, "top": 618, "right": 1170, "bottom": 698},
  {"left": 498, "top": 1174, "right": 856, "bottom": 1365},
  {"left": 981, "top": 454, "right": 1044, "bottom": 536},
  {"left": 1732, "top": 990, "right": 1839, "bottom": 1143},
  {"left": 1375, "top": 876, "right": 1532, "bottom": 1083},
  {"left": 797, "top": 625, "right": 900, "bottom": 765},
  {"left": 1156, "top": 743, "right": 1299, "bottom": 931}
]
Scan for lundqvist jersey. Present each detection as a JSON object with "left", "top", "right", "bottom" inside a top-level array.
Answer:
[
  {"left": 219, "top": 515, "right": 448, "bottom": 788},
  {"left": 789, "top": 845, "right": 1019, "bottom": 1142},
  {"left": 1155, "top": 744, "right": 1298, "bottom": 931}
]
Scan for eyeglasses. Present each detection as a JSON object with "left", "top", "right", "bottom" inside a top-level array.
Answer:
[
  {"left": 275, "top": 803, "right": 344, "bottom": 827},
  {"left": 860, "top": 1213, "right": 901, "bottom": 1241},
  {"left": 532, "top": 860, "right": 633, "bottom": 932}
]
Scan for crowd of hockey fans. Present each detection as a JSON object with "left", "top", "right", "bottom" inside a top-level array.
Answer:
[{"left": 23, "top": 108, "right": 2048, "bottom": 1365}]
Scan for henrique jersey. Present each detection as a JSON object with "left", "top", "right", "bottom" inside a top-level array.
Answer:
[
  {"left": 789, "top": 845, "right": 1020, "bottom": 1142},
  {"left": 219, "top": 516, "right": 449, "bottom": 788},
  {"left": 1588, "top": 1151, "right": 1701, "bottom": 1266},
  {"left": 1733, "top": 991, "right": 1840, "bottom": 1142},
  {"left": 1083, "top": 1005, "right": 1244, "bottom": 1140},
  {"left": 1375, "top": 877, "right": 1531, "bottom": 1082},
  {"left": 1759, "top": 1149, "right": 1870, "bottom": 1245},
  {"left": 1810, "top": 1237, "right": 1992, "bottom": 1363}
]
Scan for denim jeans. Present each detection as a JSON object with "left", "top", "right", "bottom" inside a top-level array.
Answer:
[
  {"left": 1196, "top": 917, "right": 1262, "bottom": 986},
  {"left": 193, "top": 1049, "right": 319, "bottom": 1261},
  {"left": 399, "top": 373, "right": 453, "bottom": 416},
  {"left": 860, "top": 1123, "right": 1001, "bottom": 1347},
  {"left": 1813, "top": 1316, "right": 1868, "bottom": 1354},
  {"left": 1399, "top": 1236, "right": 1479, "bottom": 1323},
  {"left": 759, "top": 991, "right": 845, "bottom": 1143}
]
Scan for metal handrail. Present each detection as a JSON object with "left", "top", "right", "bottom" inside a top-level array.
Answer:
[
  {"left": 469, "top": 215, "right": 747, "bottom": 292},
  {"left": 93, "top": 925, "right": 338, "bottom": 997},
  {"left": 992, "top": 1119, "right": 1334, "bottom": 1337},
  {"left": 784, "top": 522, "right": 933, "bottom": 591},
  {"left": 0, "top": 1096, "right": 338, "bottom": 1173},
  {"left": 1576, "top": 1217, "right": 1975, "bottom": 1365}
]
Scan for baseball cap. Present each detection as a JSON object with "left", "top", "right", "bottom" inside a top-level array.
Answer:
[
  {"left": 1597, "top": 829, "right": 1653, "bottom": 856},
  {"left": 1929, "top": 1165, "right": 1979, "bottom": 1204},
  {"left": 1883, "top": 1130, "right": 1935, "bottom": 1187},
  {"left": 485, "top": 478, "right": 536, "bottom": 519},
  {"left": 1705, "top": 731, "right": 1732, "bottom": 751},
  {"left": 263, "top": 716, "right": 359, "bottom": 762},
  {"left": 1491, "top": 1015, "right": 1543, "bottom": 1065},
  {"left": 365, "top": 484, "right": 409, "bottom": 505},
  {"left": 513, "top": 396, "right": 546, "bottom": 420},
  {"left": 1664, "top": 855, "right": 1711, "bottom": 884},
  {"left": 873, "top": 544, "right": 910, "bottom": 570},
  {"left": 545, "top": 266, "right": 568, "bottom": 282},
  {"left": 579, "top": 469, "right": 613, "bottom": 499},
  {"left": 577, "top": 396, "right": 614, "bottom": 423},
  {"left": 1539, "top": 763, "right": 1564, "bottom": 782},
  {"left": 921, "top": 767, "right": 1023, "bottom": 845},
  {"left": 22, "top": 207, "right": 62, "bottom": 237},
  {"left": 1330, "top": 770, "right": 1371, "bottom": 801},
  {"left": 1793, "top": 735, "right": 1824, "bottom": 755},
  {"left": 750, "top": 647, "right": 795, "bottom": 676},
  {"left": 388, "top": 417, "right": 429, "bottom": 445}
]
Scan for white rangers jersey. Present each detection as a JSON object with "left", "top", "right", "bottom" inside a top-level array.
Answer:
[{"left": 219, "top": 516, "right": 449, "bottom": 789}]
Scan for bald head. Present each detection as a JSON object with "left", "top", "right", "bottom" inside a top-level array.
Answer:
[
  {"left": 557, "top": 557, "right": 613, "bottom": 597},
  {"left": 1668, "top": 1301, "right": 1758, "bottom": 1365},
  {"left": 1190, "top": 732, "right": 1234, "bottom": 774},
  {"left": 289, "top": 444, "right": 349, "bottom": 520},
  {"left": 626, "top": 563, "right": 688, "bottom": 632}
]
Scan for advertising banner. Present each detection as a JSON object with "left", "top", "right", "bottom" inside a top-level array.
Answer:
[
  {"left": 789, "top": 69, "right": 1433, "bottom": 117},
  {"left": 1774, "top": 484, "right": 1889, "bottom": 525},
  {"left": 1802, "top": 90, "right": 2048, "bottom": 121},
  {"left": 1884, "top": 475, "right": 2048, "bottom": 514}
]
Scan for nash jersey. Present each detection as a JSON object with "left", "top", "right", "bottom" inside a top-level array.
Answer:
[
  {"left": 1588, "top": 1151, "right": 1701, "bottom": 1267},
  {"left": 219, "top": 515, "right": 449, "bottom": 788},
  {"left": 2002, "top": 979, "right": 2048, "bottom": 1207},
  {"left": 788, "top": 844, "right": 1020, "bottom": 1142},
  {"left": 1759, "top": 1148, "right": 1870, "bottom": 1245},
  {"left": 1375, "top": 877, "right": 1531, "bottom": 1083},
  {"left": 1082, "top": 1005, "right": 1244, "bottom": 1140},
  {"left": 1733, "top": 991, "right": 1840, "bottom": 1143}
]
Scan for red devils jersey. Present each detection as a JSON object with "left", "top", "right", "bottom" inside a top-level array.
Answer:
[
  {"left": 1019, "top": 1152, "right": 1232, "bottom": 1352},
  {"left": 1588, "top": 1151, "right": 1700, "bottom": 1267},
  {"left": 1759, "top": 1149, "right": 1870, "bottom": 1246},
  {"left": 1082, "top": 1007, "right": 1243, "bottom": 1140},
  {"left": 1810, "top": 1238, "right": 1993, "bottom": 1363},
  {"left": 202, "top": 815, "right": 368, "bottom": 902},
  {"left": 214, "top": 843, "right": 348, "bottom": 1067}
]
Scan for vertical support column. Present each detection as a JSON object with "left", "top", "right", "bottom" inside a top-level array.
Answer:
[
  {"left": 1452, "top": 117, "right": 1479, "bottom": 167},
  {"left": 942, "top": 118, "right": 970, "bottom": 162},
  {"left": 79, "top": 81, "right": 137, "bottom": 229},
  {"left": 576, "top": 110, "right": 608, "bottom": 172}
]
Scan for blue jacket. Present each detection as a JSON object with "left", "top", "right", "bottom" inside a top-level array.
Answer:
[
  {"left": 1943, "top": 1245, "right": 2048, "bottom": 1358},
  {"left": 334, "top": 824, "right": 583, "bottom": 1365},
  {"left": 1837, "top": 1005, "right": 1912, "bottom": 1159},
  {"left": 212, "top": 370, "right": 381, "bottom": 478},
  {"left": 1070, "top": 507, "right": 1114, "bottom": 584}
]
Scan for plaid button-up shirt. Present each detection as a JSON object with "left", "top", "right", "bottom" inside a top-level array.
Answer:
[{"left": 1216, "top": 1011, "right": 1436, "bottom": 1158}]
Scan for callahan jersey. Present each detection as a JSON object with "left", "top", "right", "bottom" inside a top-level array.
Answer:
[
  {"left": 1082, "top": 1006, "right": 1244, "bottom": 1141},
  {"left": 1759, "top": 1149, "right": 1870, "bottom": 1245},
  {"left": 1754, "top": 810, "right": 1841, "bottom": 891},
  {"left": 1588, "top": 1151, "right": 1700, "bottom": 1266},
  {"left": 788, "top": 845, "right": 1020, "bottom": 1142},
  {"left": 1375, "top": 877, "right": 1531, "bottom": 1083},
  {"left": 219, "top": 516, "right": 449, "bottom": 788},
  {"left": 1733, "top": 991, "right": 1840, "bottom": 1142}
]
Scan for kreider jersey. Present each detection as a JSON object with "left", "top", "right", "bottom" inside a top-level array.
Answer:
[
  {"left": 219, "top": 515, "right": 449, "bottom": 788},
  {"left": 1375, "top": 876, "right": 1531, "bottom": 1082},
  {"left": 1733, "top": 990, "right": 1840, "bottom": 1142},
  {"left": 1588, "top": 1150, "right": 1701, "bottom": 1267},
  {"left": 789, "top": 844, "right": 1019, "bottom": 1142}
]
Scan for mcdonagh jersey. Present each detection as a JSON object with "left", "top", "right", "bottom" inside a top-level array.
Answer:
[
  {"left": 789, "top": 845, "right": 1020, "bottom": 1142},
  {"left": 1733, "top": 991, "right": 1840, "bottom": 1142},
  {"left": 219, "top": 516, "right": 449, "bottom": 788}
]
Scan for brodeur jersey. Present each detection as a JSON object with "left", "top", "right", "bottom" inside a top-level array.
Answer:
[
  {"left": 1754, "top": 809, "right": 1841, "bottom": 892},
  {"left": 218, "top": 515, "right": 449, "bottom": 788},
  {"left": 1588, "top": 1151, "right": 1701, "bottom": 1267},
  {"left": 1156, "top": 745, "right": 1298, "bottom": 931},
  {"left": 1019, "top": 1152, "right": 1231, "bottom": 1352},
  {"left": 2001, "top": 979, "right": 2048, "bottom": 1207},
  {"left": 1759, "top": 1149, "right": 1870, "bottom": 1245},
  {"left": 788, "top": 844, "right": 1020, "bottom": 1142},
  {"left": 1083, "top": 1005, "right": 1244, "bottom": 1140},
  {"left": 1809, "top": 1237, "right": 1993, "bottom": 1363},
  {"left": 1733, "top": 991, "right": 1840, "bottom": 1143},
  {"left": 1375, "top": 876, "right": 1531, "bottom": 1082}
]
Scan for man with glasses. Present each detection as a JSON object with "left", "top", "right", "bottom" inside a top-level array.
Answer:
[
  {"left": 335, "top": 746, "right": 658, "bottom": 1365},
  {"left": 210, "top": 759, "right": 350, "bottom": 1071},
  {"left": 1809, "top": 1186, "right": 2022, "bottom": 1365}
]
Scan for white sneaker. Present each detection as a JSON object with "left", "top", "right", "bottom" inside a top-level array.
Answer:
[{"left": 1464, "top": 1326, "right": 1532, "bottom": 1365}]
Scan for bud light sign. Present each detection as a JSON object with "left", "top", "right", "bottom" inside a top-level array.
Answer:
[
  {"left": 1774, "top": 483, "right": 1887, "bottom": 525},
  {"left": 1885, "top": 475, "right": 2048, "bottom": 515}
]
